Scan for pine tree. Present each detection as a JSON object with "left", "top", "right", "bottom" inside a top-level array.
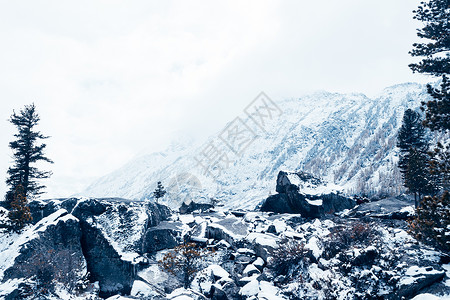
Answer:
[
  {"left": 5, "top": 103, "right": 53, "bottom": 207},
  {"left": 423, "top": 76, "right": 450, "bottom": 132},
  {"left": 409, "top": 0, "right": 450, "bottom": 77},
  {"left": 153, "top": 181, "right": 166, "bottom": 203},
  {"left": 409, "top": 191, "right": 450, "bottom": 253},
  {"left": 397, "top": 109, "right": 428, "bottom": 152},
  {"left": 409, "top": 0, "right": 450, "bottom": 132},
  {"left": 397, "top": 109, "right": 435, "bottom": 207},
  {"left": 408, "top": 0, "right": 450, "bottom": 249},
  {"left": 8, "top": 184, "right": 32, "bottom": 232},
  {"left": 429, "top": 142, "right": 450, "bottom": 190},
  {"left": 406, "top": 148, "right": 436, "bottom": 200}
]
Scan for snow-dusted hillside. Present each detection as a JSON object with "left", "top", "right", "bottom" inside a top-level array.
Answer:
[{"left": 81, "top": 83, "right": 430, "bottom": 209}]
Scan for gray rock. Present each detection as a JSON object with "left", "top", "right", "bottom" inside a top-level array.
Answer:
[
  {"left": 211, "top": 285, "right": 228, "bottom": 300},
  {"left": 352, "top": 247, "right": 378, "bottom": 266},
  {"left": 80, "top": 220, "right": 135, "bottom": 298},
  {"left": 179, "top": 201, "right": 213, "bottom": 214},
  {"left": 260, "top": 171, "right": 355, "bottom": 217},
  {"left": 205, "top": 217, "right": 249, "bottom": 245},
  {"left": 395, "top": 266, "right": 446, "bottom": 299},
  {"left": 266, "top": 224, "right": 277, "bottom": 234},
  {"left": 141, "top": 227, "right": 178, "bottom": 253},
  {"left": 349, "top": 197, "right": 415, "bottom": 220},
  {"left": 233, "top": 254, "right": 253, "bottom": 265},
  {"left": 2, "top": 210, "right": 87, "bottom": 297},
  {"left": 220, "top": 281, "right": 240, "bottom": 299}
]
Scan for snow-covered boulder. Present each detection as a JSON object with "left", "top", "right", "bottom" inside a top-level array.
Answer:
[
  {"left": 243, "top": 264, "right": 260, "bottom": 277},
  {"left": 349, "top": 196, "right": 415, "bottom": 219},
  {"left": 167, "top": 287, "right": 208, "bottom": 299},
  {"left": 130, "top": 280, "right": 162, "bottom": 298},
  {"left": 260, "top": 171, "right": 355, "bottom": 217},
  {"left": 21, "top": 197, "right": 175, "bottom": 298},
  {"left": 0, "top": 209, "right": 88, "bottom": 299},
  {"left": 397, "top": 266, "right": 446, "bottom": 299},
  {"left": 179, "top": 201, "right": 214, "bottom": 214}
]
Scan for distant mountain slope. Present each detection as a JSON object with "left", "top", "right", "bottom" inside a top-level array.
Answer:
[{"left": 81, "top": 83, "right": 430, "bottom": 209}]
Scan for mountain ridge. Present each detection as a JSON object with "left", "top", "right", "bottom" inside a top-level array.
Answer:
[{"left": 81, "top": 82, "right": 430, "bottom": 210}]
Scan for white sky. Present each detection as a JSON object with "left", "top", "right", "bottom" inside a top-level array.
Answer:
[{"left": 0, "top": 0, "right": 432, "bottom": 199}]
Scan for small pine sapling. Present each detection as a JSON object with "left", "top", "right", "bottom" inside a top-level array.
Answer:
[{"left": 153, "top": 181, "right": 166, "bottom": 203}]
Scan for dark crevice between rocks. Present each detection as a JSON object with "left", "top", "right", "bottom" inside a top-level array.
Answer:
[{"left": 79, "top": 220, "right": 135, "bottom": 298}]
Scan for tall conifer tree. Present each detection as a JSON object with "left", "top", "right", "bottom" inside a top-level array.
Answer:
[
  {"left": 397, "top": 109, "right": 434, "bottom": 206},
  {"left": 408, "top": 0, "right": 450, "bottom": 250},
  {"left": 5, "top": 104, "right": 53, "bottom": 207},
  {"left": 409, "top": 0, "right": 450, "bottom": 132}
]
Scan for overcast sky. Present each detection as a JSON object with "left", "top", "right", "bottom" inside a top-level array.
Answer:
[{"left": 0, "top": 0, "right": 432, "bottom": 199}]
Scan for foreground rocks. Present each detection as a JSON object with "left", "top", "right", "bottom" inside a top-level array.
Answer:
[
  {"left": 260, "top": 171, "right": 356, "bottom": 217},
  {"left": 0, "top": 209, "right": 88, "bottom": 299},
  {"left": 1, "top": 195, "right": 450, "bottom": 299},
  {"left": 348, "top": 195, "right": 415, "bottom": 219},
  {"left": 0, "top": 197, "right": 175, "bottom": 299}
]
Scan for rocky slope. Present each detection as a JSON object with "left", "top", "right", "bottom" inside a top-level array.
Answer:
[
  {"left": 81, "top": 83, "right": 430, "bottom": 210},
  {"left": 0, "top": 198, "right": 173, "bottom": 299},
  {"left": 1, "top": 194, "right": 450, "bottom": 299}
]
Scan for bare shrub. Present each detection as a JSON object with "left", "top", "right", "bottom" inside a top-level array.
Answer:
[
  {"left": 270, "top": 239, "right": 310, "bottom": 277},
  {"left": 324, "top": 221, "right": 378, "bottom": 259},
  {"left": 159, "top": 242, "right": 211, "bottom": 289}
]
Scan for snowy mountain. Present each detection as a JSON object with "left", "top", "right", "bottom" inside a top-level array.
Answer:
[{"left": 81, "top": 83, "right": 430, "bottom": 209}]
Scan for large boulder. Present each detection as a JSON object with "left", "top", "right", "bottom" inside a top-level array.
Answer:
[
  {"left": 260, "top": 171, "right": 355, "bottom": 217},
  {"left": 141, "top": 222, "right": 179, "bottom": 253},
  {"left": 0, "top": 209, "right": 88, "bottom": 298},
  {"left": 179, "top": 201, "right": 214, "bottom": 214},
  {"left": 348, "top": 196, "right": 415, "bottom": 219},
  {"left": 22, "top": 197, "right": 175, "bottom": 297},
  {"left": 395, "top": 266, "right": 446, "bottom": 299},
  {"left": 80, "top": 220, "right": 135, "bottom": 297}
]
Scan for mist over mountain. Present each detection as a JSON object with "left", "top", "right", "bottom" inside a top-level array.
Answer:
[{"left": 81, "top": 82, "right": 430, "bottom": 209}]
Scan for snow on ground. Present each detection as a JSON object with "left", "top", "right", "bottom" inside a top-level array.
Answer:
[
  {"left": 130, "top": 280, "right": 160, "bottom": 298},
  {"left": 0, "top": 278, "right": 25, "bottom": 298},
  {"left": 400, "top": 205, "right": 415, "bottom": 216},
  {"left": 412, "top": 293, "right": 450, "bottom": 300},
  {"left": 399, "top": 266, "right": 445, "bottom": 287}
]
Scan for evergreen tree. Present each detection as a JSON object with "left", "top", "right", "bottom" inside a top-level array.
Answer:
[
  {"left": 408, "top": 0, "right": 450, "bottom": 249},
  {"left": 5, "top": 104, "right": 53, "bottom": 207},
  {"left": 409, "top": 0, "right": 450, "bottom": 132},
  {"left": 409, "top": 0, "right": 450, "bottom": 77},
  {"left": 8, "top": 184, "right": 32, "bottom": 232},
  {"left": 409, "top": 191, "right": 450, "bottom": 253},
  {"left": 423, "top": 76, "right": 450, "bottom": 132},
  {"left": 397, "top": 109, "right": 428, "bottom": 152},
  {"left": 397, "top": 109, "right": 434, "bottom": 206},
  {"left": 153, "top": 181, "right": 166, "bottom": 203},
  {"left": 406, "top": 148, "right": 436, "bottom": 200},
  {"left": 429, "top": 142, "right": 450, "bottom": 190}
]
